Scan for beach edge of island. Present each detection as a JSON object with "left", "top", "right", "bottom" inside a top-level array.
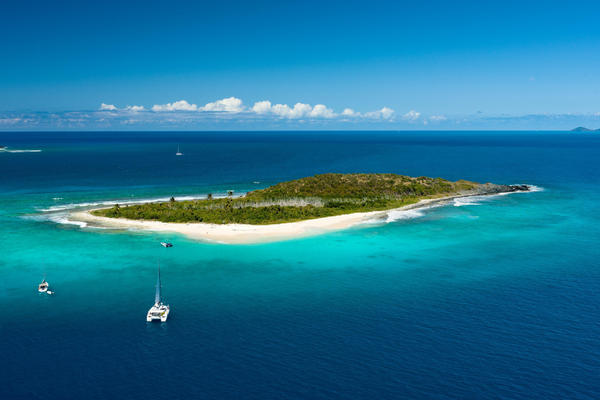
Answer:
[{"left": 67, "top": 190, "right": 523, "bottom": 244}]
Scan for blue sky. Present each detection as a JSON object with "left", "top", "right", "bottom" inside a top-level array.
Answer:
[{"left": 1, "top": 0, "right": 600, "bottom": 130}]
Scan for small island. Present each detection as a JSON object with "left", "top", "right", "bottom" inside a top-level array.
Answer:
[
  {"left": 84, "top": 174, "right": 529, "bottom": 238},
  {"left": 571, "top": 127, "right": 600, "bottom": 132}
]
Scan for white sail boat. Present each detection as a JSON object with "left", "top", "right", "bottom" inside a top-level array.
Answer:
[
  {"left": 38, "top": 255, "right": 53, "bottom": 294},
  {"left": 176, "top": 146, "right": 183, "bottom": 156},
  {"left": 147, "top": 261, "right": 170, "bottom": 322}
]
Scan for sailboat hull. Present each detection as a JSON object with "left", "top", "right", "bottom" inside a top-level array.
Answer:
[
  {"left": 146, "top": 304, "right": 170, "bottom": 322},
  {"left": 39, "top": 281, "right": 49, "bottom": 293}
]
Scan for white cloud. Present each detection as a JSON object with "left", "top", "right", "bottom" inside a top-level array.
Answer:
[
  {"left": 341, "top": 108, "right": 361, "bottom": 117},
  {"left": 4, "top": 98, "right": 400, "bottom": 130},
  {"left": 365, "top": 107, "right": 395, "bottom": 119},
  {"left": 381, "top": 107, "right": 395, "bottom": 119},
  {"left": 6, "top": 107, "right": 600, "bottom": 131},
  {"left": 0, "top": 117, "right": 23, "bottom": 124},
  {"left": 200, "top": 97, "right": 245, "bottom": 113},
  {"left": 308, "top": 104, "right": 337, "bottom": 118},
  {"left": 273, "top": 103, "right": 312, "bottom": 118},
  {"left": 251, "top": 101, "right": 335, "bottom": 119},
  {"left": 99, "top": 103, "right": 117, "bottom": 111},
  {"left": 252, "top": 100, "right": 273, "bottom": 115},
  {"left": 97, "top": 98, "right": 393, "bottom": 122},
  {"left": 124, "top": 105, "right": 145, "bottom": 111},
  {"left": 151, "top": 100, "right": 197, "bottom": 112},
  {"left": 403, "top": 110, "right": 420, "bottom": 120},
  {"left": 252, "top": 101, "right": 313, "bottom": 119},
  {"left": 121, "top": 119, "right": 142, "bottom": 124}
]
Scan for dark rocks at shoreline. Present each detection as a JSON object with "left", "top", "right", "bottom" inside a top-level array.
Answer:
[
  {"left": 466, "top": 183, "right": 530, "bottom": 195},
  {"left": 508, "top": 185, "right": 530, "bottom": 192}
]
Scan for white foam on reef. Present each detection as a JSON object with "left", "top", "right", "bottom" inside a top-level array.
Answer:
[
  {"left": 454, "top": 195, "right": 490, "bottom": 207},
  {"left": 23, "top": 214, "right": 87, "bottom": 228},
  {"left": 40, "top": 193, "right": 229, "bottom": 212},
  {"left": 371, "top": 185, "right": 544, "bottom": 224},
  {"left": 47, "top": 215, "right": 88, "bottom": 228},
  {"left": 386, "top": 209, "right": 425, "bottom": 222},
  {"left": 525, "top": 185, "right": 544, "bottom": 193},
  {"left": 496, "top": 184, "right": 545, "bottom": 196}
]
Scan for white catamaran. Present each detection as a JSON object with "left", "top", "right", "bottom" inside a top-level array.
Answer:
[
  {"left": 176, "top": 146, "right": 183, "bottom": 156},
  {"left": 147, "top": 262, "right": 170, "bottom": 322}
]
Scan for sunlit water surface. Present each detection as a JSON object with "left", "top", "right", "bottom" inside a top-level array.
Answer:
[{"left": 1, "top": 132, "right": 599, "bottom": 399}]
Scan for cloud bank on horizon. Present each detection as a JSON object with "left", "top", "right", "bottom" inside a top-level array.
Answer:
[
  {"left": 147, "top": 97, "right": 394, "bottom": 120},
  {"left": 0, "top": 97, "right": 409, "bottom": 130},
  {"left": 1, "top": 96, "right": 599, "bottom": 131}
]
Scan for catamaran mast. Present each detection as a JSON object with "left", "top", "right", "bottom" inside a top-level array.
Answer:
[{"left": 155, "top": 261, "right": 162, "bottom": 305}]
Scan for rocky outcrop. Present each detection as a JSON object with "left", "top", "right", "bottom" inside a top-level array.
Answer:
[
  {"left": 368, "top": 183, "right": 531, "bottom": 222},
  {"left": 463, "top": 183, "right": 529, "bottom": 196}
]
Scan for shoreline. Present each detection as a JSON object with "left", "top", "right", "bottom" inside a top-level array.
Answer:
[{"left": 67, "top": 192, "right": 495, "bottom": 244}]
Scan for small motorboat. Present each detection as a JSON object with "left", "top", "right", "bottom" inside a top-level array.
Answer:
[{"left": 161, "top": 242, "right": 173, "bottom": 248}]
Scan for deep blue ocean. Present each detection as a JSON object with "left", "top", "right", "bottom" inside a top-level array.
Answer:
[{"left": 1, "top": 131, "right": 599, "bottom": 399}]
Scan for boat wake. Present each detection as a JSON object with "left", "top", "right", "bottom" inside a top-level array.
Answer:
[{"left": 1, "top": 149, "right": 42, "bottom": 153}]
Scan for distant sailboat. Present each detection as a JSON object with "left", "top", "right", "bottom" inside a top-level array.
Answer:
[
  {"left": 147, "top": 261, "right": 170, "bottom": 322},
  {"left": 38, "top": 255, "right": 53, "bottom": 294},
  {"left": 176, "top": 146, "right": 183, "bottom": 156}
]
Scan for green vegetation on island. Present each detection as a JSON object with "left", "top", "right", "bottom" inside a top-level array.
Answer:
[{"left": 92, "top": 173, "right": 481, "bottom": 225}]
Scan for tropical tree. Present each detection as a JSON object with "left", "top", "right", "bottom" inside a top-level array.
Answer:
[
  {"left": 207, "top": 193, "right": 213, "bottom": 200},
  {"left": 228, "top": 191, "right": 233, "bottom": 198}
]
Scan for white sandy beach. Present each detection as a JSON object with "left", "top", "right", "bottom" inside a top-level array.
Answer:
[{"left": 68, "top": 194, "right": 475, "bottom": 244}]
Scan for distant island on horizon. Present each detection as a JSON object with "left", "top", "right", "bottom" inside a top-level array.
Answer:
[
  {"left": 571, "top": 127, "right": 600, "bottom": 132},
  {"left": 92, "top": 173, "right": 529, "bottom": 225}
]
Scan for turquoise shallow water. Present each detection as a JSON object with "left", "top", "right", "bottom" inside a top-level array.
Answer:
[{"left": 1, "top": 132, "right": 600, "bottom": 399}]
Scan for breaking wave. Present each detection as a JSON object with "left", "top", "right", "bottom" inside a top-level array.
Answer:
[
  {"left": 454, "top": 196, "right": 490, "bottom": 207},
  {"left": 47, "top": 215, "right": 87, "bottom": 228},
  {"left": 39, "top": 194, "right": 228, "bottom": 212},
  {"left": 496, "top": 184, "right": 545, "bottom": 196},
  {"left": 23, "top": 214, "right": 87, "bottom": 228},
  {"left": 368, "top": 184, "right": 545, "bottom": 224},
  {"left": 457, "top": 185, "right": 544, "bottom": 204},
  {"left": 524, "top": 185, "right": 544, "bottom": 193},
  {"left": 386, "top": 209, "right": 426, "bottom": 222}
]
